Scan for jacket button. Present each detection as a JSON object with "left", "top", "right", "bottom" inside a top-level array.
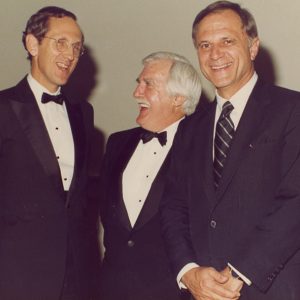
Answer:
[
  {"left": 278, "top": 264, "right": 284, "bottom": 270},
  {"left": 267, "top": 274, "right": 275, "bottom": 281},
  {"left": 127, "top": 240, "right": 135, "bottom": 247},
  {"left": 210, "top": 220, "right": 217, "bottom": 228}
]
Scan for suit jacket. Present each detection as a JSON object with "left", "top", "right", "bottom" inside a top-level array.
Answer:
[
  {"left": 99, "top": 127, "right": 186, "bottom": 300},
  {"left": 0, "top": 77, "right": 100, "bottom": 300},
  {"left": 161, "top": 80, "right": 300, "bottom": 300}
]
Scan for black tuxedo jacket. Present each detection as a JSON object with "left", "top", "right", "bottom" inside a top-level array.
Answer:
[
  {"left": 99, "top": 127, "right": 185, "bottom": 300},
  {"left": 161, "top": 80, "right": 300, "bottom": 300},
  {"left": 0, "top": 77, "right": 99, "bottom": 300}
]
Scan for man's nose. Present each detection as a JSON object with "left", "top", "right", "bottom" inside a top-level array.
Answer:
[
  {"left": 210, "top": 45, "right": 223, "bottom": 60},
  {"left": 133, "top": 84, "right": 144, "bottom": 98},
  {"left": 63, "top": 45, "right": 75, "bottom": 60}
]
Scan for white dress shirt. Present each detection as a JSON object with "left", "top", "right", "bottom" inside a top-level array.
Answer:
[
  {"left": 122, "top": 119, "right": 182, "bottom": 226},
  {"left": 27, "top": 74, "right": 75, "bottom": 191},
  {"left": 178, "top": 73, "right": 258, "bottom": 287}
]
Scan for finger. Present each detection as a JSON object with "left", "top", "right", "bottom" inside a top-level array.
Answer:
[
  {"left": 209, "top": 281, "right": 241, "bottom": 299},
  {"left": 209, "top": 290, "right": 241, "bottom": 300}
]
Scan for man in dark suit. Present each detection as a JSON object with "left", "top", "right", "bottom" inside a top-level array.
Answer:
[
  {"left": 161, "top": 1, "right": 300, "bottom": 300},
  {"left": 99, "top": 51, "right": 202, "bottom": 300},
  {"left": 0, "top": 6, "right": 100, "bottom": 300}
]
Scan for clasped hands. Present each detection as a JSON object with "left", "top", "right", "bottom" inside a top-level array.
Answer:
[{"left": 181, "top": 266, "right": 243, "bottom": 300}]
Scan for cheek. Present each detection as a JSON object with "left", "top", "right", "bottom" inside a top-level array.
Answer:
[
  {"left": 198, "top": 54, "right": 209, "bottom": 69},
  {"left": 145, "top": 91, "right": 160, "bottom": 104},
  {"left": 70, "top": 58, "right": 79, "bottom": 70}
]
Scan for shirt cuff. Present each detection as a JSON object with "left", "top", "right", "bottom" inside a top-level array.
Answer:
[
  {"left": 228, "top": 262, "right": 252, "bottom": 286},
  {"left": 177, "top": 262, "right": 199, "bottom": 289}
]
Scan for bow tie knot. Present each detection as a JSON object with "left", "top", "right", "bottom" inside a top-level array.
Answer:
[
  {"left": 41, "top": 92, "right": 65, "bottom": 105},
  {"left": 140, "top": 130, "right": 167, "bottom": 146}
]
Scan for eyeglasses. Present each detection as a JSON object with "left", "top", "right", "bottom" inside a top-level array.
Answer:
[{"left": 44, "top": 36, "right": 84, "bottom": 58}]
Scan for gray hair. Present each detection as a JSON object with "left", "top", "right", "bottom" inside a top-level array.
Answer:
[{"left": 142, "top": 51, "right": 201, "bottom": 115}]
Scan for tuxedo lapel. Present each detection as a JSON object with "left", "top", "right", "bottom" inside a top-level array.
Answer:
[
  {"left": 111, "top": 129, "right": 142, "bottom": 230},
  {"left": 216, "top": 81, "right": 271, "bottom": 200},
  {"left": 9, "top": 78, "right": 63, "bottom": 194},
  {"left": 64, "top": 100, "right": 86, "bottom": 206}
]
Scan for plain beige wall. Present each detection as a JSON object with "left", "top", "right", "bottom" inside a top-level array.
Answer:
[{"left": 1, "top": 0, "right": 300, "bottom": 139}]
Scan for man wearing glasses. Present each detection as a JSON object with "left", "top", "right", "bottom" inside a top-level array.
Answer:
[{"left": 0, "top": 6, "right": 99, "bottom": 300}]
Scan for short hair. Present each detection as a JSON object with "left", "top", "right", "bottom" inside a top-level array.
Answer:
[
  {"left": 22, "top": 6, "right": 82, "bottom": 60},
  {"left": 142, "top": 51, "right": 202, "bottom": 115},
  {"left": 192, "top": 1, "right": 258, "bottom": 47}
]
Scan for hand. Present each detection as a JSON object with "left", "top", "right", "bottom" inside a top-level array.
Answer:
[
  {"left": 181, "top": 266, "right": 241, "bottom": 300},
  {"left": 221, "top": 267, "right": 244, "bottom": 293}
]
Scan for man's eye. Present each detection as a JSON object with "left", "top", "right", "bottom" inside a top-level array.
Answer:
[
  {"left": 57, "top": 39, "right": 66, "bottom": 44},
  {"left": 57, "top": 39, "right": 68, "bottom": 48},
  {"left": 198, "top": 43, "right": 210, "bottom": 49},
  {"left": 73, "top": 44, "right": 81, "bottom": 51},
  {"left": 224, "top": 39, "right": 234, "bottom": 45}
]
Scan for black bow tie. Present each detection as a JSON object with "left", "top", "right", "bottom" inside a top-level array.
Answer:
[
  {"left": 41, "top": 92, "right": 65, "bottom": 105},
  {"left": 140, "top": 130, "right": 167, "bottom": 146}
]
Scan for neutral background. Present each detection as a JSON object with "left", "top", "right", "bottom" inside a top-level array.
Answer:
[
  {"left": 1, "top": 0, "right": 300, "bottom": 155},
  {"left": 1, "top": 0, "right": 299, "bottom": 257}
]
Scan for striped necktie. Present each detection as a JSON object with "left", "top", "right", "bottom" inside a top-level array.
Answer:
[{"left": 213, "top": 101, "right": 235, "bottom": 188}]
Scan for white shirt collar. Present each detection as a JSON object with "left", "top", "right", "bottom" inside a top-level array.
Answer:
[
  {"left": 159, "top": 117, "right": 184, "bottom": 145},
  {"left": 214, "top": 73, "right": 258, "bottom": 129},
  {"left": 216, "top": 72, "right": 258, "bottom": 112},
  {"left": 27, "top": 73, "right": 61, "bottom": 102}
]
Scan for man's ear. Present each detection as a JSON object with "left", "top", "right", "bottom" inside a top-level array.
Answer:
[
  {"left": 249, "top": 37, "right": 260, "bottom": 61},
  {"left": 172, "top": 95, "right": 185, "bottom": 108},
  {"left": 25, "top": 34, "right": 39, "bottom": 57}
]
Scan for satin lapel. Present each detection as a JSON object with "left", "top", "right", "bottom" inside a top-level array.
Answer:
[
  {"left": 9, "top": 79, "right": 63, "bottom": 194},
  {"left": 216, "top": 81, "right": 271, "bottom": 200},
  {"left": 112, "top": 129, "right": 142, "bottom": 230},
  {"left": 65, "top": 101, "right": 85, "bottom": 206}
]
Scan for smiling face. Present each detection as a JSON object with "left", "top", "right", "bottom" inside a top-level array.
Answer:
[
  {"left": 133, "top": 59, "right": 184, "bottom": 132},
  {"left": 26, "top": 16, "right": 82, "bottom": 92},
  {"left": 194, "top": 9, "right": 259, "bottom": 99}
]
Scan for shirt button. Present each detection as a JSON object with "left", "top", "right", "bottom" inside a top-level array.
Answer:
[
  {"left": 127, "top": 240, "right": 135, "bottom": 247},
  {"left": 210, "top": 220, "right": 217, "bottom": 228}
]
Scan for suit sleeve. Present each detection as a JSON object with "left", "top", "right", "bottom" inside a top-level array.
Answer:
[{"left": 231, "top": 98, "right": 300, "bottom": 292}]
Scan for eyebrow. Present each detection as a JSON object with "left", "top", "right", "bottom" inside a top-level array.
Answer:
[{"left": 136, "top": 77, "right": 156, "bottom": 84}]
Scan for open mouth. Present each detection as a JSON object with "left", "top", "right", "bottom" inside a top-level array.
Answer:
[
  {"left": 138, "top": 101, "right": 150, "bottom": 109},
  {"left": 56, "top": 62, "right": 70, "bottom": 72}
]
